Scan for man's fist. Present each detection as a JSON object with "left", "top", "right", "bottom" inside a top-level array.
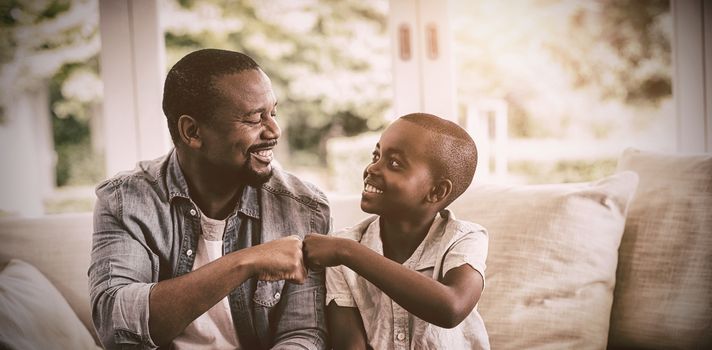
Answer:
[{"left": 248, "top": 235, "right": 307, "bottom": 284}]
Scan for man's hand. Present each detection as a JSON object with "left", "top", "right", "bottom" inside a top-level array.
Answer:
[
  {"left": 246, "top": 235, "right": 307, "bottom": 283},
  {"left": 303, "top": 234, "right": 349, "bottom": 269}
]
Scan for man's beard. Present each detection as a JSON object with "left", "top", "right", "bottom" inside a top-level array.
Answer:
[{"left": 239, "top": 156, "right": 274, "bottom": 187}]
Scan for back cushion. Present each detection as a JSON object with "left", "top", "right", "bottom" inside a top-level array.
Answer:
[
  {"left": 608, "top": 148, "right": 712, "bottom": 349},
  {"left": 451, "top": 171, "right": 639, "bottom": 349}
]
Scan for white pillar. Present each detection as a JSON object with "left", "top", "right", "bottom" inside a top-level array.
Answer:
[
  {"left": 671, "top": 0, "right": 712, "bottom": 152},
  {"left": 98, "top": 0, "right": 169, "bottom": 177},
  {"left": 0, "top": 86, "right": 54, "bottom": 216}
]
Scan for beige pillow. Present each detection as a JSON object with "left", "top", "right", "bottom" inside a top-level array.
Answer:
[
  {"left": 450, "top": 171, "right": 639, "bottom": 349},
  {"left": 608, "top": 148, "right": 712, "bottom": 349},
  {"left": 0, "top": 259, "right": 100, "bottom": 350}
]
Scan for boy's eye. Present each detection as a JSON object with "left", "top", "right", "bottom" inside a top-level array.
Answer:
[
  {"left": 389, "top": 159, "right": 401, "bottom": 169},
  {"left": 371, "top": 151, "right": 380, "bottom": 163}
]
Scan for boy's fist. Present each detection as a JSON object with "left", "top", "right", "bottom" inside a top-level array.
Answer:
[{"left": 303, "top": 234, "right": 348, "bottom": 268}]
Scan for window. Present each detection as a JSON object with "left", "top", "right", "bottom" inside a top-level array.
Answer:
[
  {"left": 160, "top": 0, "right": 393, "bottom": 193},
  {"left": 0, "top": 0, "right": 103, "bottom": 216}
]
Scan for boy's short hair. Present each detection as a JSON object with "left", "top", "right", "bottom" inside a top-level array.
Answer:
[
  {"left": 400, "top": 113, "right": 478, "bottom": 207},
  {"left": 162, "top": 49, "right": 261, "bottom": 145}
]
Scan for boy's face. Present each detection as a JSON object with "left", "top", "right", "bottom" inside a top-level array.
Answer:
[{"left": 361, "top": 120, "right": 438, "bottom": 218}]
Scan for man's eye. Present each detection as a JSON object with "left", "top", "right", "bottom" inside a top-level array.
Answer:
[
  {"left": 242, "top": 116, "right": 261, "bottom": 124},
  {"left": 371, "top": 152, "right": 380, "bottom": 163},
  {"left": 389, "top": 159, "right": 400, "bottom": 168}
]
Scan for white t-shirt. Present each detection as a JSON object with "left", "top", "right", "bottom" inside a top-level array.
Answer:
[
  {"left": 326, "top": 209, "right": 490, "bottom": 350},
  {"left": 172, "top": 212, "right": 241, "bottom": 350}
]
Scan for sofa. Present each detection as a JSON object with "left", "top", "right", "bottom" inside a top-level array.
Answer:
[{"left": 1, "top": 148, "right": 710, "bottom": 349}]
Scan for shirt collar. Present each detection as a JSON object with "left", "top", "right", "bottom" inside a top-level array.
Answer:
[
  {"left": 165, "top": 149, "right": 192, "bottom": 202},
  {"left": 359, "top": 210, "right": 450, "bottom": 269},
  {"left": 237, "top": 185, "right": 260, "bottom": 219}
]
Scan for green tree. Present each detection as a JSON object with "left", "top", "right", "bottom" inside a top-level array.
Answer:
[
  {"left": 163, "top": 0, "right": 391, "bottom": 165},
  {"left": 0, "top": 0, "right": 102, "bottom": 185},
  {"left": 550, "top": 0, "right": 671, "bottom": 106},
  {"left": 452, "top": 0, "right": 671, "bottom": 139}
]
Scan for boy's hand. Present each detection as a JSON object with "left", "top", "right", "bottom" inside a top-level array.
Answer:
[{"left": 303, "top": 234, "right": 347, "bottom": 268}]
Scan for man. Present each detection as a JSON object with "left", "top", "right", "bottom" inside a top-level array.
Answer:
[{"left": 89, "top": 49, "right": 330, "bottom": 349}]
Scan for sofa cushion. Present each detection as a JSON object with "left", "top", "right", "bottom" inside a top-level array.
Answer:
[
  {"left": 450, "top": 171, "right": 638, "bottom": 350},
  {"left": 608, "top": 148, "right": 712, "bottom": 349},
  {"left": 0, "top": 259, "right": 100, "bottom": 350},
  {"left": 0, "top": 212, "right": 95, "bottom": 341}
]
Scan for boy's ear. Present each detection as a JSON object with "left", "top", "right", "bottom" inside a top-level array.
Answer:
[
  {"left": 177, "top": 115, "right": 202, "bottom": 149},
  {"left": 427, "top": 179, "right": 452, "bottom": 204}
]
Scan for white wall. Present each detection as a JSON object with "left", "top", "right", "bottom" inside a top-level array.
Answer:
[
  {"left": 389, "top": 0, "right": 457, "bottom": 121},
  {"left": 672, "top": 0, "right": 712, "bottom": 152}
]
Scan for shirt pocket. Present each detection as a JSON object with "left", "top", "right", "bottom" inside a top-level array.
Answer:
[{"left": 252, "top": 280, "right": 285, "bottom": 307}]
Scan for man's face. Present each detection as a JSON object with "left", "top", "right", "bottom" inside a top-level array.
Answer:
[
  {"left": 360, "top": 120, "right": 438, "bottom": 218},
  {"left": 198, "top": 69, "right": 280, "bottom": 185}
]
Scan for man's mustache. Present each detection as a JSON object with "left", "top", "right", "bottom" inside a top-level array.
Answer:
[{"left": 248, "top": 140, "right": 278, "bottom": 152}]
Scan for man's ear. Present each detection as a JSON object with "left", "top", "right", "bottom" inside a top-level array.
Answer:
[
  {"left": 427, "top": 179, "right": 452, "bottom": 204},
  {"left": 177, "top": 115, "right": 201, "bottom": 149}
]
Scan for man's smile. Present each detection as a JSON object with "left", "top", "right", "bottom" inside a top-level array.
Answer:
[
  {"left": 251, "top": 148, "right": 274, "bottom": 163},
  {"left": 249, "top": 140, "right": 278, "bottom": 164}
]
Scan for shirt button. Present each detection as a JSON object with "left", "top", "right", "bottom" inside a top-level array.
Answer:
[
  {"left": 189, "top": 208, "right": 197, "bottom": 216},
  {"left": 186, "top": 249, "right": 193, "bottom": 257},
  {"left": 396, "top": 333, "right": 405, "bottom": 341},
  {"left": 274, "top": 292, "right": 281, "bottom": 299}
]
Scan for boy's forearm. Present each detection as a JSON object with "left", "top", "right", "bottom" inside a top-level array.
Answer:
[{"left": 337, "top": 240, "right": 474, "bottom": 328}]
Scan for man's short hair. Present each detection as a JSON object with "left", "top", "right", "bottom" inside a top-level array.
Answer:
[
  {"left": 162, "top": 49, "right": 261, "bottom": 144},
  {"left": 400, "top": 113, "right": 478, "bottom": 207}
]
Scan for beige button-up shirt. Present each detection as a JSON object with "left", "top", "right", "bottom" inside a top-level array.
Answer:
[{"left": 326, "top": 209, "right": 490, "bottom": 350}]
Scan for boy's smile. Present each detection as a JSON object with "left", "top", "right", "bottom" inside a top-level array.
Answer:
[
  {"left": 360, "top": 120, "right": 438, "bottom": 219},
  {"left": 363, "top": 182, "right": 383, "bottom": 194}
]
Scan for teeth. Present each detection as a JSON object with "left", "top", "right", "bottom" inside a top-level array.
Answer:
[
  {"left": 364, "top": 184, "right": 383, "bottom": 194},
  {"left": 252, "top": 149, "right": 273, "bottom": 161}
]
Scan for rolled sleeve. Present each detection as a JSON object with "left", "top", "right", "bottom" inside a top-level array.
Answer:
[
  {"left": 325, "top": 266, "right": 356, "bottom": 307},
  {"left": 88, "top": 181, "right": 158, "bottom": 349},
  {"left": 442, "top": 228, "right": 489, "bottom": 284}
]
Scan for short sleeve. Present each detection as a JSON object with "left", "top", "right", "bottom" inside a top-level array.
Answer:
[
  {"left": 325, "top": 266, "right": 356, "bottom": 308},
  {"left": 442, "top": 228, "right": 489, "bottom": 284}
]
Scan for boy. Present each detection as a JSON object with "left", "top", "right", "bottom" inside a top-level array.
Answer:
[{"left": 303, "top": 113, "right": 489, "bottom": 349}]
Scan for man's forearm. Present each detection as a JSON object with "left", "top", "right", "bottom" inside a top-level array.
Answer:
[
  {"left": 148, "top": 235, "right": 307, "bottom": 346},
  {"left": 148, "top": 249, "right": 254, "bottom": 346}
]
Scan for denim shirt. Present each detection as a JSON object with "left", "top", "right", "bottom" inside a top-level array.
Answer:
[{"left": 89, "top": 150, "right": 330, "bottom": 350}]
